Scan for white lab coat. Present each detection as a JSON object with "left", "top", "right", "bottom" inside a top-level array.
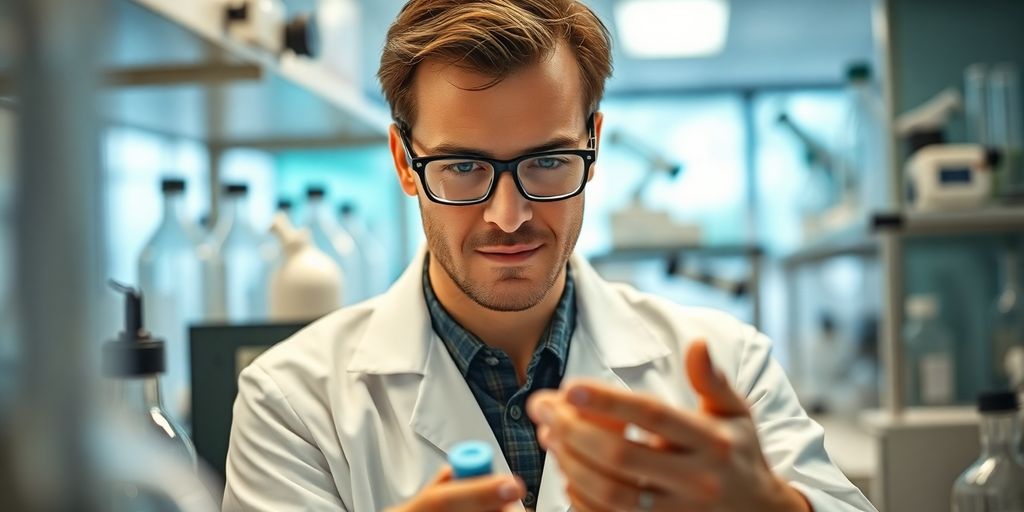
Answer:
[{"left": 223, "top": 249, "right": 876, "bottom": 512}]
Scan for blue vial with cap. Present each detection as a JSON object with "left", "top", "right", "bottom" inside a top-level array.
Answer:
[{"left": 449, "top": 441, "right": 493, "bottom": 479}]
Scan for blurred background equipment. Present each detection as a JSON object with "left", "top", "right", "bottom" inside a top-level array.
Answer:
[
  {"left": 2, "top": 0, "right": 1024, "bottom": 511},
  {"left": 895, "top": 88, "right": 1000, "bottom": 212},
  {"left": 902, "top": 295, "right": 955, "bottom": 406},
  {"left": 992, "top": 243, "right": 1024, "bottom": 401},
  {"left": 224, "top": 0, "right": 319, "bottom": 57},
  {"left": 964, "top": 63, "right": 1024, "bottom": 203},
  {"left": 605, "top": 128, "right": 700, "bottom": 248}
]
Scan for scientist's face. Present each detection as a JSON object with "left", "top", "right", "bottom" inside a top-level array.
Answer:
[{"left": 390, "top": 42, "right": 601, "bottom": 311}]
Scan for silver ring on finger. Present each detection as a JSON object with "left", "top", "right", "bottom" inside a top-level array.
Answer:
[{"left": 635, "top": 489, "right": 655, "bottom": 512}]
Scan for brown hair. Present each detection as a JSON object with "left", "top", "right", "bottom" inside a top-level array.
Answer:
[{"left": 378, "top": 0, "right": 613, "bottom": 128}]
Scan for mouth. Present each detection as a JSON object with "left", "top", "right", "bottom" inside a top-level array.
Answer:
[{"left": 475, "top": 243, "right": 543, "bottom": 265}]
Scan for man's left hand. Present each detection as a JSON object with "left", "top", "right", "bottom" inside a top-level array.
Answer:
[{"left": 526, "top": 339, "right": 811, "bottom": 512}]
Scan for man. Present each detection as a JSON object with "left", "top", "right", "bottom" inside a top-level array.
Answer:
[{"left": 223, "top": 1, "right": 877, "bottom": 511}]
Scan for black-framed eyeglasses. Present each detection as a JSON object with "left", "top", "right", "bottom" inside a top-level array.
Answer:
[{"left": 398, "top": 114, "right": 598, "bottom": 206}]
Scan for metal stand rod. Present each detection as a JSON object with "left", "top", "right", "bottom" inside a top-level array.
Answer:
[
  {"left": 880, "top": 228, "right": 905, "bottom": 416},
  {"left": 11, "top": 0, "right": 107, "bottom": 509}
]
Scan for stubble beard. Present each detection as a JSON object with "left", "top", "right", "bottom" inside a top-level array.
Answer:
[{"left": 422, "top": 200, "right": 583, "bottom": 312}]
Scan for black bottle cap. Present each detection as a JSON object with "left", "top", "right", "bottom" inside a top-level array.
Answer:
[
  {"left": 277, "top": 199, "right": 293, "bottom": 211},
  {"left": 985, "top": 148, "right": 1003, "bottom": 169},
  {"left": 224, "top": 183, "right": 249, "bottom": 195},
  {"left": 225, "top": 1, "right": 248, "bottom": 22},
  {"left": 846, "top": 62, "right": 872, "bottom": 82},
  {"left": 978, "top": 391, "right": 1019, "bottom": 412},
  {"left": 284, "top": 13, "right": 320, "bottom": 58},
  {"left": 102, "top": 281, "right": 165, "bottom": 377},
  {"left": 161, "top": 178, "right": 186, "bottom": 193},
  {"left": 306, "top": 185, "right": 326, "bottom": 198}
]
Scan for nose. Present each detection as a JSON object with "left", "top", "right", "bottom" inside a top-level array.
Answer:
[{"left": 482, "top": 172, "right": 533, "bottom": 233}]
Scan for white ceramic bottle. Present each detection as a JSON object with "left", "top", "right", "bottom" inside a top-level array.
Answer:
[{"left": 268, "top": 211, "right": 342, "bottom": 322}]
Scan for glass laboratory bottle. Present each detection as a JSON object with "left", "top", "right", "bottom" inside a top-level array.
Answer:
[
  {"left": 338, "top": 202, "right": 389, "bottom": 297},
  {"left": 952, "top": 391, "right": 1024, "bottom": 512},
  {"left": 204, "top": 183, "right": 262, "bottom": 322},
  {"left": 904, "top": 295, "right": 956, "bottom": 406},
  {"left": 993, "top": 247, "right": 1024, "bottom": 397},
  {"left": 305, "top": 186, "right": 359, "bottom": 305},
  {"left": 988, "top": 63, "right": 1023, "bottom": 199},
  {"left": 837, "top": 62, "right": 884, "bottom": 211},
  {"left": 137, "top": 177, "right": 202, "bottom": 422},
  {"left": 104, "top": 282, "right": 198, "bottom": 512}
]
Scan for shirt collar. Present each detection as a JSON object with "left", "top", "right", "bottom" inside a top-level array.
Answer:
[{"left": 422, "top": 254, "right": 575, "bottom": 377}]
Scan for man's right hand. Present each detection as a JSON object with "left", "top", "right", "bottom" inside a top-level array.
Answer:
[{"left": 386, "top": 466, "right": 526, "bottom": 512}]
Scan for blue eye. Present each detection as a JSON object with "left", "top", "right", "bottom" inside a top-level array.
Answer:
[
  {"left": 532, "top": 157, "right": 565, "bottom": 169},
  {"left": 446, "top": 161, "right": 481, "bottom": 173}
]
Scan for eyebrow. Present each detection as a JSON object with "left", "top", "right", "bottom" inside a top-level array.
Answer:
[{"left": 424, "top": 134, "right": 583, "bottom": 159}]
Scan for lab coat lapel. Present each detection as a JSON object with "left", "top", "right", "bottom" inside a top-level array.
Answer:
[
  {"left": 408, "top": 331, "right": 515, "bottom": 480},
  {"left": 535, "top": 255, "right": 672, "bottom": 512},
  {"left": 348, "top": 246, "right": 521, "bottom": 508}
]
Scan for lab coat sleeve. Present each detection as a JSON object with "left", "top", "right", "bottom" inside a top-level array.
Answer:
[
  {"left": 735, "top": 326, "right": 877, "bottom": 512},
  {"left": 222, "top": 363, "right": 348, "bottom": 512}
]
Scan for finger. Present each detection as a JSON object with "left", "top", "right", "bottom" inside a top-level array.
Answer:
[
  {"left": 570, "top": 479, "right": 716, "bottom": 512},
  {"left": 420, "top": 474, "right": 525, "bottom": 512},
  {"left": 549, "top": 403, "right": 724, "bottom": 502},
  {"left": 686, "top": 339, "right": 749, "bottom": 417},
  {"left": 429, "top": 465, "right": 453, "bottom": 486},
  {"left": 566, "top": 483, "right": 618, "bottom": 512},
  {"left": 553, "top": 437, "right": 652, "bottom": 512},
  {"left": 558, "top": 379, "right": 723, "bottom": 450}
]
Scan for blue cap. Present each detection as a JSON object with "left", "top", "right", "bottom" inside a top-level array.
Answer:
[{"left": 449, "top": 441, "right": 493, "bottom": 479}]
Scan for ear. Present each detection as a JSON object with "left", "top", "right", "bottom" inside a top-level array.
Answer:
[
  {"left": 587, "top": 111, "right": 604, "bottom": 182},
  {"left": 389, "top": 123, "right": 420, "bottom": 197}
]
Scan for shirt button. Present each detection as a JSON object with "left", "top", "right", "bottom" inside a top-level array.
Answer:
[
  {"left": 484, "top": 356, "right": 500, "bottom": 366},
  {"left": 524, "top": 491, "right": 536, "bottom": 506},
  {"left": 509, "top": 405, "right": 523, "bottom": 420}
]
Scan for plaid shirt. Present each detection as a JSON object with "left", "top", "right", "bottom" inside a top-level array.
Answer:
[{"left": 423, "top": 256, "right": 575, "bottom": 509}]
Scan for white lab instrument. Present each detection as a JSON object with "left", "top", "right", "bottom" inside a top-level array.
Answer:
[
  {"left": 895, "top": 88, "right": 962, "bottom": 139},
  {"left": 267, "top": 211, "right": 341, "bottom": 321},
  {"left": 606, "top": 130, "right": 699, "bottom": 248},
  {"left": 905, "top": 144, "right": 998, "bottom": 211},
  {"left": 897, "top": 88, "right": 1000, "bottom": 211}
]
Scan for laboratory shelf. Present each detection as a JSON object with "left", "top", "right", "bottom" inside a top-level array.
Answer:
[
  {"left": 588, "top": 244, "right": 763, "bottom": 264},
  {"left": 589, "top": 244, "right": 765, "bottom": 328},
  {"left": 780, "top": 220, "right": 876, "bottom": 269},
  {"left": 779, "top": 206, "right": 1024, "bottom": 270},
  {"left": 93, "top": 0, "right": 391, "bottom": 148},
  {"left": 872, "top": 206, "right": 1024, "bottom": 237}
]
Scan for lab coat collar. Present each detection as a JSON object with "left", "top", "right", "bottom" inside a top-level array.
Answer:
[{"left": 347, "top": 247, "right": 669, "bottom": 375}]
